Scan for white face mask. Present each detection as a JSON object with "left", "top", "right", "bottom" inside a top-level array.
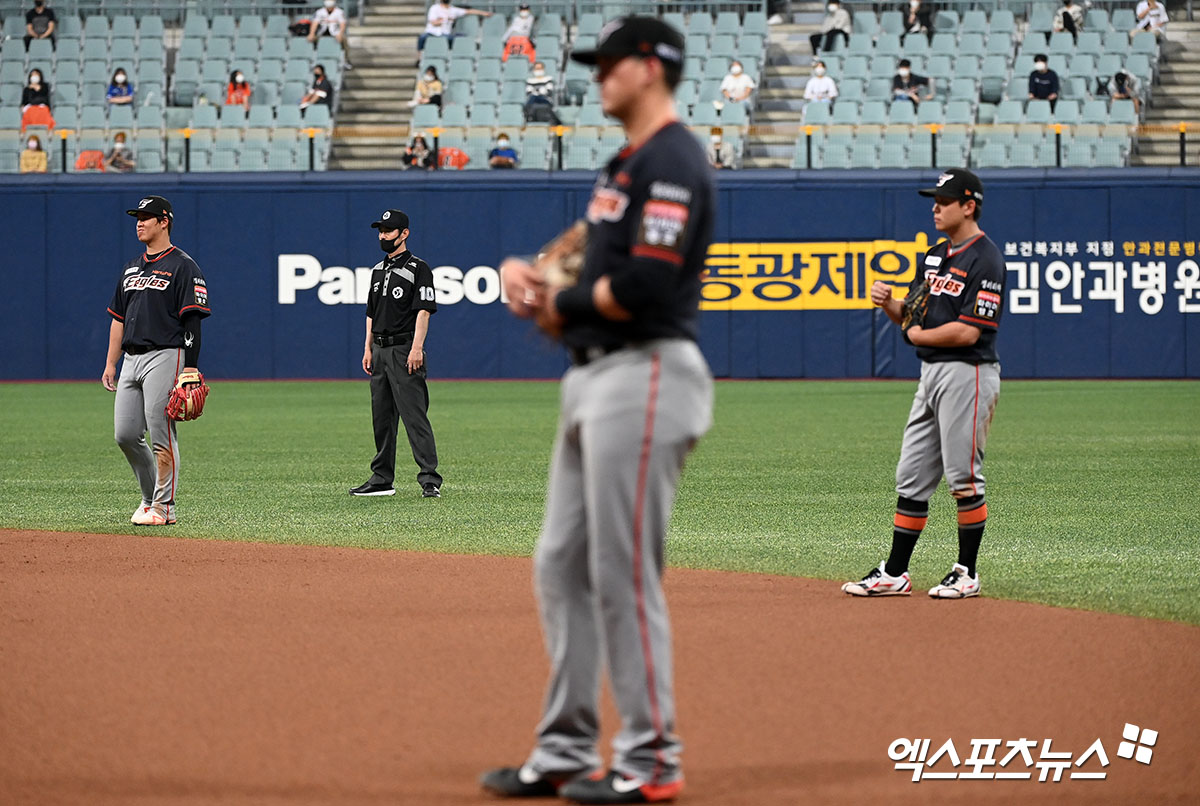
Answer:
[
  {"left": 533, "top": 68, "right": 545, "bottom": 76},
  {"left": 828, "top": 4, "right": 838, "bottom": 12},
  {"left": 519, "top": 9, "right": 530, "bottom": 17},
  {"left": 113, "top": 140, "right": 125, "bottom": 149},
  {"left": 730, "top": 64, "right": 742, "bottom": 75},
  {"left": 1035, "top": 61, "right": 1048, "bottom": 71},
  {"left": 29, "top": 74, "right": 41, "bottom": 86},
  {"left": 115, "top": 74, "right": 126, "bottom": 84},
  {"left": 234, "top": 74, "right": 244, "bottom": 83},
  {"left": 425, "top": 73, "right": 435, "bottom": 81},
  {"left": 498, "top": 139, "right": 509, "bottom": 147},
  {"left": 911, "top": 0, "right": 919, "bottom": 7},
  {"left": 27, "top": 140, "right": 38, "bottom": 149},
  {"left": 710, "top": 134, "right": 721, "bottom": 144},
  {"left": 814, "top": 66, "right": 826, "bottom": 77},
  {"left": 898, "top": 68, "right": 910, "bottom": 78}
]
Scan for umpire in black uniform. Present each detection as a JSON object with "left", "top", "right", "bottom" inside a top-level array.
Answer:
[{"left": 351, "top": 209, "right": 443, "bottom": 498}]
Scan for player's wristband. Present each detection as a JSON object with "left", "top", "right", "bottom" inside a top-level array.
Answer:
[{"left": 555, "top": 282, "right": 597, "bottom": 320}]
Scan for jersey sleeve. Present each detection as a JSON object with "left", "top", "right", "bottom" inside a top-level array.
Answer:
[
  {"left": 413, "top": 261, "right": 437, "bottom": 314},
  {"left": 176, "top": 260, "right": 212, "bottom": 319},
  {"left": 608, "top": 158, "right": 706, "bottom": 312},
  {"left": 108, "top": 273, "right": 127, "bottom": 322},
  {"left": 956, "top": 248, "right": 1005, "bottom": 330}
]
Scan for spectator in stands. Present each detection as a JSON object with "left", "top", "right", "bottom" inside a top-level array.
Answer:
[
  {"left": 106, "top": 68, "right": 135, "bottom": 106},
  {"left": 419, "top": 0, "right": 493, "bottom": 53},
  {"left": 307, "top": 0, "right": 347, "bottom": 47},
  {"left": 226, "top": 70, "right": 252, "bottom": 110},
  {"left": 706, "top": 127, "right": 736, "bottom": 169},
  {"left": 1053, "top": 0, "right": 1086, "bottom": 43},
  {"left": 1132, "top": 0, "right": 1168, "bottom": 41},
  {"left": 810, "top": 0, "right": 851, "bottom": 55},
  {"left": 803, "top": 60, "right": 838, "bottom": 107},
  {"left": 300, "top": 64, "right": 334, "bottom": 112},
  {"left": 720, "top": 60, "right": 756, "bottom": 105},
  {"left": 104, "top": 131, "right": 136, "bottom": 173},
  {"left": 503, "top": 3, "right": 534, "bottom": 43},
  {"left": 892, "top": 59, "right": 934, "bottom": 107},
  {"left": 1108, "top": 69, "right": 1142, "bottom": 115},
  {"left": 20, "top": 134, "right": 47, "bottom": 173},
  {"left": 407, "top": 66, "right": 444, "bottom": 109},
  {"left": 21, "top": 68, "right": 50, "bottom": 111},
  {"left": 403, "top": 133, "right": 435, "bottom": 170},
  {"left": 24, "top": 0, "right": 55, "bottom": 51},
  {"left": 523, "top": 60, "right": 560, "bottom": 123},
  {"left": 1028, "top": 53, "right": 1060, "bottom": 112},
  {"left": 901, "top": 0, "right": 934, "bottom": 45},
  {"left": 488, "top": 133, "right": 518, "bottom": 168}
]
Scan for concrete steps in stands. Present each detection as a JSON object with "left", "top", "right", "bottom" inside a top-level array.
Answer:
[
  {"left": 1134, "top": 21, "right": 1200, "bottom": 166},
  {"left": 747, "top": 12, "right": 825, "bottom": 169},
  {"left": 330, "top": 0, "right": 426, "bottom": 170}
]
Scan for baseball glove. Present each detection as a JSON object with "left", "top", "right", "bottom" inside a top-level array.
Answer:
[
  {"left": 533, "top": 220, "right": 588, "bottom": 288},
  {"left": 900, "top": 278, "right": 931, "bottom": 332},
  {"left": 165, "top": 370, "right": 210, "bottom": 421}
]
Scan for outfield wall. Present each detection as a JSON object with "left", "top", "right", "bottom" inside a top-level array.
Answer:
[{"left": 3, "top": 168, "right": 1198, "bottom": 380}]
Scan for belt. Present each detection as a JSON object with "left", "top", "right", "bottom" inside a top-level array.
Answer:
[
  {"left": 124, "top": 345, "right": 167, "bottom": 355},
  {"left": 373, "top": 332, "right": 414, "bottom": 347},
  {"left": 567, "top": 344, "right": 629, "bottom": 366}
]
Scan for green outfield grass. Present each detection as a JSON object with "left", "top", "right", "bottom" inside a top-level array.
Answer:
[{"left": 1, "top": 379, "right": 1197, "bottom": 624}]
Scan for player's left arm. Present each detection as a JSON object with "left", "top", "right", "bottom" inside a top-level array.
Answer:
[{"left": 408, "top": 262, "right": 437, "bottom": 374}]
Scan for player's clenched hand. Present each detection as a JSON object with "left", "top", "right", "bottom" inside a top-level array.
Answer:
[
  {"left": 407, "top": 346, "right": 424, "bottom": 374},
  {"left": 870, "top": 281, "right": 895, "bottom": 307},
  {"left": 500, "top": 257, "right": 544, "bottom": 319},
  {"left": 362, "top": 347, "right": 372, "bottom": 376},
  {"left": 534, "top": 287, "right": 566, "bottom": 340},
  {"left": 102, "top": 363, "right": 118, "bottom": 392}
]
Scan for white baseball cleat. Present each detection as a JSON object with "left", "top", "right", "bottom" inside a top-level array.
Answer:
[
  {"left": 928, "top": 563, "right": 981, "bottom": 599},
  {"left": 131, "top": 504, "right": 176, "bottom": 526},
  {"left": 131, "top": 501, "right": 151, "bottom": 524},
  {"left": 842, "top": 561, "right": 912, "bottom": 596}
]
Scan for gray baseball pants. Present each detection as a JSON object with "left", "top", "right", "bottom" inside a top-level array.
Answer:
[
  {"left": 526, "top": 339, "right": 713, "bottom": 786},
  {"left": 896, "top": 360, "right": 1001, "bottom": 500},
  {"left": 114, "top": 348, "right": 182, "bottom": 511}
]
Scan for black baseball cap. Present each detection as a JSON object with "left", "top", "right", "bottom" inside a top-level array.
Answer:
[
  {"left": 125, "top": 195, "right": 173, "bottom": 219},
  {"left": 570, "top": 16, "right": 684, "bottom": 68},
  {"left": 371, "top": 209, "right": 409, "bottom": 231},
  {"left": 918, "top": 169, "right": 984, "bottom": 206}
]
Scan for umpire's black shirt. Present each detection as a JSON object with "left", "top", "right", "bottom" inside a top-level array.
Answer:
[
  {"left": 366, "top": 250, "right": 437, "bottom": 335},
  {"left": 558, "top": 121, "right": 716, "bottom": 352}
]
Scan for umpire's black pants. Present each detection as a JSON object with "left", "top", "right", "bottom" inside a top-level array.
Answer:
[{"left": 369, "top": 339, "right": 442, "bottom": 489}]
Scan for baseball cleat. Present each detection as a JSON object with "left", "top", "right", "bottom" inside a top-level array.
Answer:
[
  {"left": 841, "top": 561, "right": 912, "bottom": 596},
  {"left": 131, "top": 501, "right": 151, "bottom": 524},
  {"left": 480, "top": 764, "right": 578, "bottom": 798},
  {"left": 560, "top": 770, "right": 683, "bottom": 804},
  {"left": 131, "top": 504, "right": 175, "bottom": 526},
  {"left": 349, "top": 481, "right": 395, "bottom": 496},
  {"left": 929, "top": 563, "right": 981, "bottom": 599},
  {"left": 422, "top": 483, "right": 441, "bottom": 498}
]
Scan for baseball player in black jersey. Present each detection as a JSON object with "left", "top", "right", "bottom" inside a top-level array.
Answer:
[
  {"left": 483, "top": 17, "right": 713, "bottom": 805},
  {"left": 102, "top": 196, "right": 211, "bottom": 526},
  {"left": 350, "top": 209, "right": 442, "bottom": 499},
  {"left": 844, "top": 169, "right": 1004, "bottom": 599}
]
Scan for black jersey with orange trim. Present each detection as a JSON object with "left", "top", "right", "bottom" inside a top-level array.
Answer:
[
  {"left": 107, "top": 246, "right": 211, "bottom": 352},
  {"left": 909, "top": 232, "right": 1004, "bottom": 364},
  {"left": 563, "top": 121, "right": 715, "bottom": 351}
]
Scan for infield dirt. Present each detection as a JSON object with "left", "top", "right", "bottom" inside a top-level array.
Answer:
[{"left": 2, "top": 530, "right": 1197, "bottom": 805}]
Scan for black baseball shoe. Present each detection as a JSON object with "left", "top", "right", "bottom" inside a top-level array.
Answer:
[
  {"left": 480, "top": 765, "right": 582, "bottom": 798},
  {"left": 559, "top": 770, "right": 683, "bottom": 804},
  {"left": 422, "top": 483, "right": 441, "bottom": 498},
  {"left": 349, "top": 481, "right": 395, "bottom": 496}
]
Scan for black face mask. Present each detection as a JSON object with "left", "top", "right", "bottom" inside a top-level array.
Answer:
[
  {"left": 380, "top": 235, "right": 402, "bottom": 253},
  {"left": 314, "top": 73, "right": 323, "bottom": 81}
]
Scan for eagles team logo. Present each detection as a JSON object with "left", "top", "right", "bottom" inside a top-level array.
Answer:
[{"left": 138, "top": 198, "right": 152, "bottom": 208}]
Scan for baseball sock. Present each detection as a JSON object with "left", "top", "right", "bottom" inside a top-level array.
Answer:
[
  {"left": 956, "top": 495, "right": 987, "bottom": 576},
  {"left": 885, "top": 496, "right": 928, "bottom": 577}
]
